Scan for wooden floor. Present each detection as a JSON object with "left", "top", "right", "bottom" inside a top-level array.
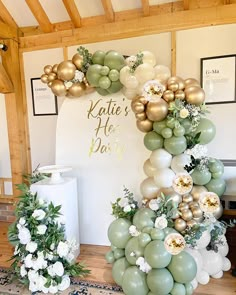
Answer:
[{"left": 0, "top": 222, "right": 235, "bottom": 294}]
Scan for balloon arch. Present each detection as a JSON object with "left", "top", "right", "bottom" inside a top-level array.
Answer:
[{"left": 41, "top": 47, "right": 230, "bottom": 295}]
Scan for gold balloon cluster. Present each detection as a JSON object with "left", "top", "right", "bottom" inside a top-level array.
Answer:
[
  {"left": 40, "top": 53, "right": 93, "bottom": 98},
  {"left": 131, "top": 76, "right": 205, "bottom": 133}
]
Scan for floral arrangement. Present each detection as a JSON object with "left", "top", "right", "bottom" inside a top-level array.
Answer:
[
  {"left": 8, "top": 174, "right": 89, "bottom": 294},
  {"left": 126, "top": 52, "right": 144, "bottom": 73}
]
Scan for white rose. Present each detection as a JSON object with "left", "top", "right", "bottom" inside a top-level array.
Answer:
[
  {"left": 46, "top": 252, "right": 54, "bottom": 261},
  {"left": 24, "top": 254, "right": 33, "bottom": 268},
  {"left": 19, "top": 217, "right": 26, "bottom": 225},
  {"left": 33, "top": 256, "right": 47, "bottom": 271},
  {"left": 20, "top": 265, "right": 27, "bottom": 277},
  {"left": 149, "top": 199, "right": 161, "bottom": 211},
  {"left": 47, "top": 264, "right": 56, "bottom": 277},
  {"left": 29, "top": 281, "right": 38, "bottom": 293},
  {"left": 37, "top": 275, "right": 47, "bottom": 290},
  {"left": 66, "top": 252, "right": 75, "bottom": 263},
  {"left": 49, "top": 285, "right": 58, "bottom": 294},
  {"left": 50, "top": 243, "right": 55, "bottom": 250},
  {"left": 118, "top": 197, "right": 129, "bottom": 208},
  {"left": 38, "top": 198, "right": 45, "bottom": 205},
  {"left": 129, "top": 225, "right": 140, "bottom": 237},
  {"left": 41, "top": 286, "right": 49, "bottom": 294},
  {"left": 58, "top": 275, "right": 70, "bottom": 291},
  {"left": 155, "top": 215, "right": 168, "bottom": 229},
  {"left": 26, "top": 241, "right": 38, "bottom": 253},
  {"left": 123, "top": 205, "right": 131, "bottom": 212},
  {"left": 28, "top": 269, "right": 39, "bottom": 281},
  {"left": 57, "top": 241, "right": 69, "bottom": 258},
  {"left": 179, "top": 108, "right": 189, "bottom": 119},
  {"left": 18, "top": 227, "right": 31, "bottom": 245},
  {"left": 37, "top": 224, "right": 47, "bottom": 235},
  {"left": 53, "top": 261, "right": 64, "bottom": 277},
  {"left": 32, "top": 209, "right": 46, "bottom": 220}
]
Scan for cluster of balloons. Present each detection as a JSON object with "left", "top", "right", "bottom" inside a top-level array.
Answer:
[{"left": 106, "top": 214, "right": 197, "bottom": 295}]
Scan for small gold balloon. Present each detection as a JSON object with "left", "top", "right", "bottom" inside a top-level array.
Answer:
[
  {"left": 158, "top": 188, "right": 182, "bottom": 204},
  {"left": 146, "top": 99, "right": 169, "bottom": 122},
  {"left": 193, "top": 216, "right": 204, "bottom": 223},
  {"left": 181, "top": 209, "right": 193, "bottom": 221},
  {"left": 48, "top": 72, "right": 57, "bottom": 82},
  {"left": 185, "top": 78, "right": 200, "bottom": 88},
  {"left": 85, "top": 84, "right": 95, "bottom": 94},
  {"left": 183, "top": 194, "right": 193, "bottom": 203},
  {"left": 187, "top": 220, "right": 197, "bottom": 227},
  {"left": 178, "top": 202, "right": 189, "bottom": 211},
  {"left": 163, "top": 90, "right": 175, "bottom": 102},
  {"left": 57, "top": 60, "right": 76, "bottom": 81},
  {"left": 136, "top": 119, "right": 153, "bottom": 133},
  {"left": 191, "top": 207, "right": 203, "bottom": 218},
  {"left": 174, "top": 218, "right": 187, "bottom": 232},
  {"left": 189, "top": 201, "right": 199, "bottom": 209},
  {"left": 133, "top": 101, "right": 145, "bottom": 114},
  {"left": 174, "top": 90, "right": 185, "bottom": 100},
  {"left": 185, "top": 86, "right": 205, "bottom": 105},
  {"left": 44, "top": 65, "right": 52, "bottom": 75},
  {"left": 68, "top": 82, "right": 86, "bottom": 98},
  {"left": 47, "top": 81, "right": 52, "bottom": 88},
  {"left": 171, "top": 211, "right": 180, "bottom": 219},
  {"left": 72, "top": 53, "right": 84, "bottom": 70},
  {"left": 40, "top": 74, "right": 48, "bottom": 84},
  {"left": 137, "top": 96, "right": 148, "bottom": 105},
  {"left": 168, "top": 76, "right": 185, "bottom": 90},
  {"left": 191, "top": 185, "right": 208, "bottom": 202},
  {"left": 52, "top": 64, "right": 58, "bottom": 74},
  {"left": 51, "top": 79, "right": 67, "bottom": 96},
  {"left": 168, "top": 82, "right": 179, "bottom": 92},
  {"left": 136, "top": 112, "right": 146, "bottom": 121},
  {"left": 213, "top": 204, "right": 223, "bottom": 220}
]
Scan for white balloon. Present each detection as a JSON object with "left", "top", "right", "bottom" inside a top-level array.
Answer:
[
  {"left": 143, "top": 159, "right": 157, "bottom": 177},
  {"left": 191, "top": 278, "right": 198, "bottom": 290},
  {"left": 196, "top": 270, "right": 210, "bottom": 285},
  {"left": 120, "top": 65, "right": 131, "bottom": 85},
  {"left": 154, "top": 65, "right": 171, "bottom": 84},
  {"left": 154, "top": 168, "right": 175, "bottom": 188},
  {"left": 134, "top": 63, "right": 155, "bottom": 83},
  {"left": 124, "top": 75, "right": 139, "bottom": 89},
  {"left": 200, "top": 248, "right": 223, "bottom": 276},
  {"left": 140, "top": 177, "right": 159, "bottom": 199},
  {"left": 211, "top": 270, "right": 223, "bottom": 279},
  {"left": 150, "top": 148, "right": 172, "bottom": 169},
  {"left": 171, "top": 154, "right": 191, "bottom": 173},
  {"left": 195, "top": 230, "right": 211, "bottom": 250},
  {"left": 122, "top": 88, "right": 137, "bottom": 100},
  {"left": 185, "top": 247, "right": 203, "bottom": 276},
  {"left": 222, "top": 257, "right": 231, "bottom": 271},
  {"left": 141, "top": 51, "right": 157, "bottom": 67}
]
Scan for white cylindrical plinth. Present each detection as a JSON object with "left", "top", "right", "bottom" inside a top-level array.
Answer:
[{"left": 31, "top": 177, "right": 80, "bottom": 257}]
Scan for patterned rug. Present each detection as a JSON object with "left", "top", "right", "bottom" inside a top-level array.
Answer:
[{"left": 0, "top": 268, "right": 123, "bottom": 295}]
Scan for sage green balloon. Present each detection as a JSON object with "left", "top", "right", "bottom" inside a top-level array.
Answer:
[
  {"left": 164, "top": 136, "right": 187, "bottom": 155},
  {"left": 144, "top": 131, "right": 164, "bottom": 151},
  {"left": 195, "top": 118, "right": 216, "bottom": 144},
  {"left": 100, "top": 65, "right": 110, "bottom": 76},
  {"left": 112, "top": 257, "right": 130, "bottom": 286},
  {"left": 150, "top": 228, "right": 165, "bottom": 240},
  {"left": 95, "top": 87, "right": 109, "bottom": 96},
  {"left": 205, "top": 178, "right": 226, "bottom": 197},
  {"left": 142, "top": 226, "right": 153, "bottom": 234},
  {"left": 174, "top": 126, "right": 185, "bottom": 137},
  {"left": 161, "top": 127, "right": 173, "bottom": 139},
  {"left": 86, "top": 64, "right": 102, "bottom": 86},
  {"left": 163, "top": 227, "right": 178, "bottom": 237},
  {"left": 170, "top": 282, "right": 186, "bottom": 295},
  {"left": 138, "top": 233, "right": 152, "bottom": 247},
  {"left": 114, "top": 248, "right": 125, "bottom": 259},
  {"left": 111, "top": 245, "right": 117, "bottom": 251},
  {"left": 168, "top": 251, "right": 197, "bottom": 283},
  {"left": 107, "top": 81, "right": 123, "bottom": 93},
  {"left": 191, "top": 167, "right": 211, "bottom": 185},
  {"left": 105, "top": 251, "right": 115, "bottom": 264},
  {"left": 144, "top": 240, "right": 172, "bottom": 268},
  {"left": 125, "top": 237, "right": 145, "bottom": 265},
  {"left": 133, "top": 208, "right": 156, "bottom": 231},
  {"left": 92, "top": 50, "right": 106, "bottom": 65},
  {"left": 104, "top": 51, "right": 125, "bottom": 71},
  {"left": 122, "top": 266, "right": 149, "bottom": 295},
  {"left": 108, "top": 218, "right": 131, "bottom": 249},
  {"left": 109, "top": 69, "right": 120, "bottom": 81},
  {"left": 153, "top": 120, "right": 167, "bottom": 134},
  {"left": 185, "top": 283, "right": 193, "bottom": 295},
  {"left": 208, "top": 159, "right": 224, "bottom": 174},
  {"left": 180, "top": 119, "right": 192, "bottom": 135},
  {"left": 166, "top": 119, "right": 176, "bottom": 129},
  {"left": 147, "top": 268, "right": 174, "bottom": 295},
  {"left": 211, "top": 170, "right": 224, "bottom": 179},
  {"left": 99, "top": 76, "right": 111, "bottom": 89}
]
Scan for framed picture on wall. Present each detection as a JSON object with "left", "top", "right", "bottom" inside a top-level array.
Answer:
[
  {"left": 31, "top": 78, "right": 58, "bottom": 116},
  {"left": 200, "top": 54, "right": 236, "bottom": 104}
]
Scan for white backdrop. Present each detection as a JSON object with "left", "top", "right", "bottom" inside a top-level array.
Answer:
[{"left": 56, "top": 91, "right": 149, "bottom": 245}]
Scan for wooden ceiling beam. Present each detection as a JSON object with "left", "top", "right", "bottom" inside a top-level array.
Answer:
[
  {"left": 0, "top": 63, "right": 14, "bottom": 93},
  {"left": 183, "top": 0, "right": 189, "bottom": 10},
  {"left": 25, "top": 0, "right": 53, "bottom": 33},
  {"left": 0, "top": 19, "right": 17, "bottom": 38},
  {"left": 224, "top": 0, "right": 231, "bottom": 4},
  {"left": 141, "top": 0, "right": 150, "bottom": 16},
  {"left": 0, "top": 1, "right": 18, "bottom": 29},
  {"left": 62, "top": 0, "right": 81, "bottom": 28},
  {"left": 101, "top": 0, "right": 115, "bottom": 22}
]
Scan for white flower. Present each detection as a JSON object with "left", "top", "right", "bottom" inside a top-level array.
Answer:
[
  {"left": 46, "top": 252, "right": 54, "bottom": 261},
  {"left": 29, "top": 281, "right": 38, "bottom": 293},
  {"left": 126, "top": 55, "right": 137, "bottom": 67},
  {"left": 20, "top": 265, "right": 27, "bottom": 277},
  {"left": 26, "top": 241, "right": 38, "bottom": 253},
  {"left": 185, "top": 144, "right": 208, "bottom": 159},
  {"left": 41, "top": 286, "right": 49, "bottom": 294},
  {"left": 47, "top": 264, "right": 56, "bottom": 277},
  {"left": 136, "top": 257, "right": 152, "bottom": 273},
  {"left": 32, "top": 209, "right": 46, "bottom": 220},
  {"left": 37, "top": 224, "right": 47, "bottom": 235},
  {"left": 74, "top": 70, "right": 85, "bottom": 82},
  {"left": 136, "top": 257, "right": 145, "bottom": 265},
  {"left": 28, "top": 269, "right": 39, "bottom": 281},
  {"left": 37, "top": 275, "right": 47, "bottom": 290},
  {"left": 18, "top": 227, "right": 31, "bottom": 244},
  {"left": 49, "top": 285, "right": 58, "bottom": 294},
  {"left": 14, "top": 245, "right": 20, "bottom": 255},
  {"left": 118, "top": 197, "right": 129, "bottom": 208},
  {"left": 129, "top": 225, "right": 140, "bottom": 237},
  {"left": 155, "top": 215, "right": 168, "bottom": 229},
  {"left": 33, "top": 252, "right": 47, "bottom": 270},
  {"left": 131, "top": 204, "right": 136, "bottom": 208},
  {"left": 24, "top": 254, "right": 33, "bottom": 268},
  {"left": 50, "top": 243, "right": 55, "bottom": 250},
  {"left": 179, "top": 108, "right": 189, "bottom": 118},
  {"left": 149, "top": 198, "right": 161, "bottom": 211},
  {"left": 124, "top": 205, "right": 131, "bottom": 212},
  {"left": 66, "top": 253, "right": 75, "bottom": 263},
  {"left": 19, "top": 217, "right": 26, "bottom": 225},
  {"left": 57, "top": 241, "right": 69, "bottom": 258},
  {"left": 64, "top": 81, "right": 73, "bottom": 89},
  {"left": 58, "top": 275, "right": 71, "bottom": 291},
  {"left": 38, "top": 198, "right": 45, "bottom": 205},
  {"left": 53, "top": 261, "right": 64, "bottom": 277}
]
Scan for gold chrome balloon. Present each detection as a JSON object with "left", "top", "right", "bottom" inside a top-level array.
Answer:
[
  {"left": 137, "top": 95, "right": 148, "bottom": 105},
  {"left": 174, "top": 90, "right": 185, "bottom": 100},
  {"left": 191, "top": 185, "right": 208, "bottom": 202},
  {"left": 187, "top": 220, "right": 197, "bottom": 227},
  {"left": 136, "top": 112, "right": 147, "bottom": 121},
  {"left": 72, "top": 53, "right": 84, "bottom": 70},
  {"left": 52, "top": 64, "right": 58, "bottom": 74},
  {"left": 44, "top": 65, "right": 52, "bottom": 75},
  {"left": 191, "top": 207, "right": 203, "bottom": 218},
  {"left": 185, "top": 86, "right": 205, "bottom": 105},
  {"left": 132, "top": 101, "right": 145, "bottom": 114},
  {"left": 174, "top": 218, "right": 187, "bottom": 232},
  {"left": 163, "top": 90, "right": 175, "bottom": 102},
  {"left": 168, "top": 76, "right": 185, "bottom": 90},
  {"left": 213, "top": 204, "right": 223, "bottom": 219},
  {"left": 57, "top": 61, "right": 76, "bottom": 81},
  {"left": 168, "top": 82, "right": 179, "bottom": 92},
  {"left": 178, "top": 202, "right": 189, "bottom": 211},
  {"left": 183, "top": 194, "right": 193, "bottom": 203},
  {"left": 146, "top": 100, "right": 168, "bottom": 122},
  {"left": 181, "top": 209, "right": 193, "bottom": 221},
  {"left": 193, "top": 216, "right": 204, "bottom": 223},
  {"left": 184, "top": 78, "right": 200, "bottom": 88},
  {"left": 68, "top": 82, "right": 86, "bottom": 97},
  {"left": 171, "top": 210, "right": 180, "bottom": 219},
  {"left": 40, "top": 74, "right": 48, "bottom": 84},
  {"left": 51, "top": 79, "right": 67, "bottom": 96},
  {"left": 189, "top": 201, "right": 199, "bottom": 209},
  {"left": 136, "top": 119, "right": 153, "bottom": 133},
  {"left": 47, "top": 72, "right": 57, "bottom": 82},
  {"left": 47, "top": 81, "right": 52, "bottom": 88}
]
